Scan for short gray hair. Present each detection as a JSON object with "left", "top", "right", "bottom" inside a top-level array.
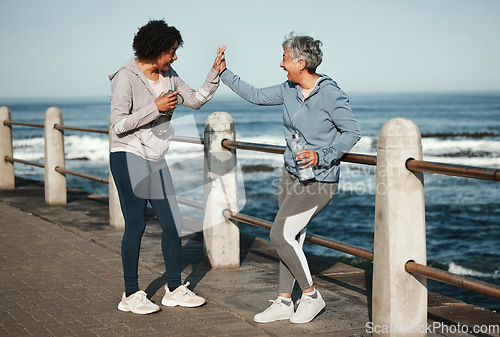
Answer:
[{"left": 282, "top": 34, "right": 323, "bottom": 73}]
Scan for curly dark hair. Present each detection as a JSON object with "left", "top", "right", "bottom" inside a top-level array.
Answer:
[{"left": 132, "top": 19, "right": 183, "bottom": 62}]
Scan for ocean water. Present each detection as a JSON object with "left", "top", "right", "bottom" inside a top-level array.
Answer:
[{"left": 1, "top": 92, "right": 499, "bottom": 310}]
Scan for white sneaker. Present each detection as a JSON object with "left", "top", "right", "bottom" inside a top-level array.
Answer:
[
  {"left": 290, "top": 290, "right": 325, "bottom": 323},
  {"left": 117, "top": 291, "right": 160, "bottom": 314},
  {"left": 253, "top": 298, "right": 294, "bottom": 323},
  {"left": 161, "top": 282, "right": 205, "bottom": 307}
]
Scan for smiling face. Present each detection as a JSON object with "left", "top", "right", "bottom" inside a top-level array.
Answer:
[
  {"left": 155, "top": 41, "right": 179, "bottom": 71},
  {"left": 280, "top": 48, "right": 302, "bottom": 83}
]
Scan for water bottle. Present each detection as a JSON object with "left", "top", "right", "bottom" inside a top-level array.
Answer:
[
  {"left": 291, "top": 133, "right": 315, "bottom": 181},
  {"left": 152, "top": 90, "right": 183, "bottom": 139}
]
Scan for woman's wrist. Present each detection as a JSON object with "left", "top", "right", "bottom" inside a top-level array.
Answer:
[{"left": 216, "top": 67, "right": 227, "bottom": 76}]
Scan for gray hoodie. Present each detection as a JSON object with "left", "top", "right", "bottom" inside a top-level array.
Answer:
[
  {"left": 221, "top": 69, "right": 361, "bottom": 182},
  {"left": 109, "top": 58, "right": 220, "bottom": 161}
]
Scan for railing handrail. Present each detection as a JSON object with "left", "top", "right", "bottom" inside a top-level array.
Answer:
[
  {"left": 54, "top": 166, "right": 109, "bottom": 184},
  {"left": 222, "top": 208, "right": 500, "bottom": 299},
  {"left": 222, "top": 139, "right": 285, "bottom": 154},
  {"left": 405, "top": 261, "right": 500, "bottom": 299},
  {"left": 5, "top": 156, "right": 44, "bottom": 168},
  {"left": 223, "top": 209, "right": 375, "bottom": 261},
  {"left": 3, "top": 120, "right": 44, "bottom": 128},
  {"left": 171, "top": 135, "right": 204, "bottom": 145},
  {"left": 54, "top": 124, "right": 108, "bottom": 134},
  {"left": 176, "top": 196, "right": 204, "bottom": 210},
  {"left": 406, "top": 158, "right": 500, "bottom": 181},
  {"left": 222, "top": 139, "right": 380, "bottom": 166},
  {"left": 223, "top": 139, "right": 499, "bottom": 181}
]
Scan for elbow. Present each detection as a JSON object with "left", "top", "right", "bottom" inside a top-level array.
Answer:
[
  {"left": 112, "top": 119, "right": 127, "bottom": 135},
  {"left": 112, "top": 125, "right": 123, "bottom": 135},
  {"left": 352, "top": 132, "right": 362, "bottom": 146},
  {"left": 350, "top": 126, "right": 362, "bottom": 143},
  {"left": 185, "top": 102, "right": 202, "bottom": 110},
  {"left": 356, "top": 131, "right": 362, "bottom": 142}
]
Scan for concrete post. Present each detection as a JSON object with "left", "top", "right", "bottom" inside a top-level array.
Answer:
[
  {"left": 44, "top": 107, "right": 67, "bottom": 205},
  {"left": 108, "top": 123, "right": 125, "bottom": 228},
  {"left": 372, "top": 117, "right": 427, "bottom": 336},
  {"left": 203, "top": 111, "right": 240, "bottom": 268},
  {"left": 0, "top": 107, "right": 14, "bottom": 190}
]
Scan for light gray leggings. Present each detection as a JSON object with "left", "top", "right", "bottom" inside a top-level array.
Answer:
[{"left": 270, "top": 167, "right": 338, "bottom": 294}]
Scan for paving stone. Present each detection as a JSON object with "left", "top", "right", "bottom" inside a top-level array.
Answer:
[{"left": 1, "top": 179, "right": 499, "bottom": 336}]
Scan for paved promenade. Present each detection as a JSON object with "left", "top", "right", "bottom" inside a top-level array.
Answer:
[{"left": 0, "top": 177, "right": 499, "bottom": 336}]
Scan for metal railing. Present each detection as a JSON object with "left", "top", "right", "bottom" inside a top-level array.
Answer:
[
  {"left": 223, "top": 139, "right": 500, "bottom": 181},
  {"left": 5, "top": 156, "right": 45, "bottom": 169},
  {"left": 3, "top": 118, "right": 110, "bottom": 183},
  {"left": 406, "top": 158, "right": 500, "bottom": 181},
  {"left": 3, "top": 121, "right": 44, "bottom": 128},
  {"left": 223, "top": 209, "right": 375, "bottom": 261},
  {"left": 54, "top": 124, "right": 109, "bottom": 134},
  {"left": 405, "top": 261, "right": 500, "bottom": 299}
]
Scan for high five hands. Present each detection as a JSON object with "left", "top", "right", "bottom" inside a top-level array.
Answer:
[
  {"left": 213, "top": 45, "right": 226, "bottom": 73},
  {"left": 155, "top": 46, "right": 226, "bottom": 113}
]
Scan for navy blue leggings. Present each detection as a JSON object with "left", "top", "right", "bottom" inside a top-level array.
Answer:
[{"left": 110, "top": 152, "right": 181, "bottom": 294}]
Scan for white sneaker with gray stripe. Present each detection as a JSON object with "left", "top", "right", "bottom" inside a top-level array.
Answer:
[
  {"left": 254, "top": 297, "right": 294, "bottom": 323},
  {"left": 290, "top": 290, "right": 325, "bottom": 323}
]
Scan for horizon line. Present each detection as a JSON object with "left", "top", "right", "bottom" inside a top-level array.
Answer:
[{"left": 1, "top": 89, "right": 500, "bottom": 102}]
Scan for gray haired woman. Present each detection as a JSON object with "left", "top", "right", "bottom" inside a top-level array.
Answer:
[{"left": 219, "top": 34, "right": 361, "bottom": 323}]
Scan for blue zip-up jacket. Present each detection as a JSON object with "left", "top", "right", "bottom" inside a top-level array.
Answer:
[{"left": 221, "top": 69, "right": 361, "bottom": 182}]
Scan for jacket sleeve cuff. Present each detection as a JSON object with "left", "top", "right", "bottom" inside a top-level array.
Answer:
[
  {"left": 317, "top": 146, "right": 343, "bottom": 166},
  {"left": 206, "top": 67, "right": 220, "bottom": 82},
  {"left": 220, "top": 68, "right": 233, "bottom": 84}
]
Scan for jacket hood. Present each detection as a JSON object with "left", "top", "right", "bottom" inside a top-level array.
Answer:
[
  {"left": 109, "top": 58, "right": 159, "bottom": 97},
  {"left": 295, "top": 74, "right": 338, "bottom": 100},
  {"left": 314, "top": 74, "right": 338, "bottom": 92},
  {"left": 108, "top": 58, "right": 142, "bottom": 81}
]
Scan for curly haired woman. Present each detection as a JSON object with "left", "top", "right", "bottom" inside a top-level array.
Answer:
[{"left": 109, "top": 19, "right": 225, "bottom": 314}]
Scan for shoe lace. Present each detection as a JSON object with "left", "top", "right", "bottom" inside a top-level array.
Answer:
[
  {"left": 263, "top": 299, "right": 280, "bottom": 312},
  {"left": 179, "top": 282, "right": 196, "bottom": 296},
  {"left": 295, "top": 297, "right": 312, "bottom": 310},
  {"left": 135, "top": 291, "right": 149, "bottom": 304},
  {"left": 267, "top": 298, "right": 289, "bottom": 309}
]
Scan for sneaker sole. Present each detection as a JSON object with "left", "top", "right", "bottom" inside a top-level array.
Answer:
[
  {"left": 254, "top": 316, "right": 292, "bottom": 323},
  {"left": 290, "top": 302, "right": 325, "bottom": 324},
  {"left": 117, "top": 303, "right": 160, "bottom": 315},
  {"left": 161, "top": 298, "right": 205, "bottom": 308}
]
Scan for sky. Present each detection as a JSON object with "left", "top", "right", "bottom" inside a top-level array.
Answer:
[{"left": 0, "top": 0, "right": 499, "bottom": 98}]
